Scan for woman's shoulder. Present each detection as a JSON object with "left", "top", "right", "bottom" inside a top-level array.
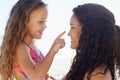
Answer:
[{"left": 84, "top": 67, "right": 112, "bottom": 80}]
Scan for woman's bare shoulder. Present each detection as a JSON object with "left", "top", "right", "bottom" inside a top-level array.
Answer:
[{"left": 84, "top": 67, "right": 112, "bottom": 80}]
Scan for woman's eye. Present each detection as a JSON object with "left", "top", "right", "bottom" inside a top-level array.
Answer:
[{"left": 71, "top": 27, "right": 75, "bottom": 29}]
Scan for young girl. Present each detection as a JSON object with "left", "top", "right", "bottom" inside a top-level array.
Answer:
[{"left": 0, "top": 0, "right": 65, "bottom": 80}]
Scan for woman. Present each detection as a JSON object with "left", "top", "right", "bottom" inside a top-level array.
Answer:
[{"left": 65, "top": 3, "right": 120, "bottom": 80}]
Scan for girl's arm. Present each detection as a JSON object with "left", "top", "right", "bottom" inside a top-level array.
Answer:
[{"left": 16, "top": 31, "right": 66, "bottom": 80}]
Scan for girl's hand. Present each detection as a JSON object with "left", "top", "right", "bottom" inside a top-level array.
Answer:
[
  {"left": 49, "top": 76, "right": 56, "bottom": 80},
  {"left": 50, "top": 31, "right": 66, "bottom": 54},
  {"left": 44, "top": 74, "right": 56, "bottom": 80}
]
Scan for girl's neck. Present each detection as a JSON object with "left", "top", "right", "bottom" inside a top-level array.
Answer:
[
  {"left": 24, "top": 34, "right": 38, "bottom": 51},
  {"left": 24, "top": 34, "right": 34, "bottom": 46}
]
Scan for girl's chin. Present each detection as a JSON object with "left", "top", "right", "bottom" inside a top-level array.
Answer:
[{"left": 36, "top": 36, "right": 42, "bottom": 39}]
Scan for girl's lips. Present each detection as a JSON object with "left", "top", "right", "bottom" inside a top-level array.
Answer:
[
  {"left": 71, "top": 40, "right": 74, "bottom": 43},
  {"left": 39, "top": 31, "right": 43, "bottom": 34}
]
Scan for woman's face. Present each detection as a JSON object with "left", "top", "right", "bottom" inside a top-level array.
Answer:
[
  {"left": 68, "top": 15, "right": 82, "bottom": 49},
  {"left": 25, "top": 7, "right": 48, "bottom": 39}
]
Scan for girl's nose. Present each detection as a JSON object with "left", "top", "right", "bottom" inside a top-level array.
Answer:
[
  {"left": 43, "top": 24, "right": 47, "bottom": 29},
  {"left": 44, "top": 25, "right": 47, "bottom": 29}
]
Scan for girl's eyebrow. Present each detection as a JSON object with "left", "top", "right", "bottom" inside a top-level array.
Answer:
[
  {"left": 39, "top": 17, "right": 47, "bottom": 20},
  {"left": 40, "top": 18, "right": 45, "bottom": 20}
]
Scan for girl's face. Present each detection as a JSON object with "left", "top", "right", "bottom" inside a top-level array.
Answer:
[
  {"left": 68, "top": 15, "right": 82, "bottom": 49},
  {"left": 26, "top": 7, "right": 48, "bottom": 39}
]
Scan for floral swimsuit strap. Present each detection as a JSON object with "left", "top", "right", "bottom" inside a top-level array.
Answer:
[{"left": 14, "top": 42, "right": 44, "bottom": 80}]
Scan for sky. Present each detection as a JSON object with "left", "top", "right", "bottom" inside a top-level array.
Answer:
[
  {"left": 0, "top": 0, "right": 120, "bottom": 57},
  {"left": 0, "top": 0, "right": 120, "bottom": 77}
]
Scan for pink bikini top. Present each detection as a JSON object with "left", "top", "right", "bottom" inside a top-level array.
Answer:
[{"left": 14, "top": 43, "right": 44, "bottom": 80}]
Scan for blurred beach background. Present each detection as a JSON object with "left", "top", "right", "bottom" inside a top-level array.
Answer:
[{"left": 0, "top": 0, "right": 120, "bottom": 79}]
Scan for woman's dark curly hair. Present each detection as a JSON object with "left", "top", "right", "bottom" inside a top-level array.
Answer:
[{"left": 66, "top": 3, "right": 120, "bottom": 80}]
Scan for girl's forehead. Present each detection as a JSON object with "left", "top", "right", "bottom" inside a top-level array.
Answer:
[
  {"left": 30, "top": 7, "right": 47, "bottom": 17},
  {"left": 29, "top": 7, "right": 48, "bottom": 19}
]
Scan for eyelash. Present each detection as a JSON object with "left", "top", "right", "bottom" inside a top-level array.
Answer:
[
  {"left": 39, "top": 21, "right": 44, "bottom": 23},
  {"left": 71, "top": 27, "right": 75, "bottom": 29}
]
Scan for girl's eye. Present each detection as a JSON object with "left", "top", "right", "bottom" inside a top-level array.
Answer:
[
  {"left": 39, "top": 20, "right": 47, "bottom": 24},
  {"left": 39, "top": 21, "right": 44, "bottom": 23}
]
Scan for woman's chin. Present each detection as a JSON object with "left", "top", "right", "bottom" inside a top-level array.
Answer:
[{"left": 70, "top": 45, "right": 76, "bottom": 49}]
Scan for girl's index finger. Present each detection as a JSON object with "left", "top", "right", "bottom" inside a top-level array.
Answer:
[{"left": 56, "top": 31, "right": 66, "bottom": 39}]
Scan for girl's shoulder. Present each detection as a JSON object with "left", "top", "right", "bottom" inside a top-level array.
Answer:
[
  {"left": 16, "top": 43, "right": 28, "bottom": 53},
  {"left": 16, "top": 42, "right": 31, "bottom": 59},
  {"left": 14, "top": 43, "right": 29, "bottom": 66}
]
